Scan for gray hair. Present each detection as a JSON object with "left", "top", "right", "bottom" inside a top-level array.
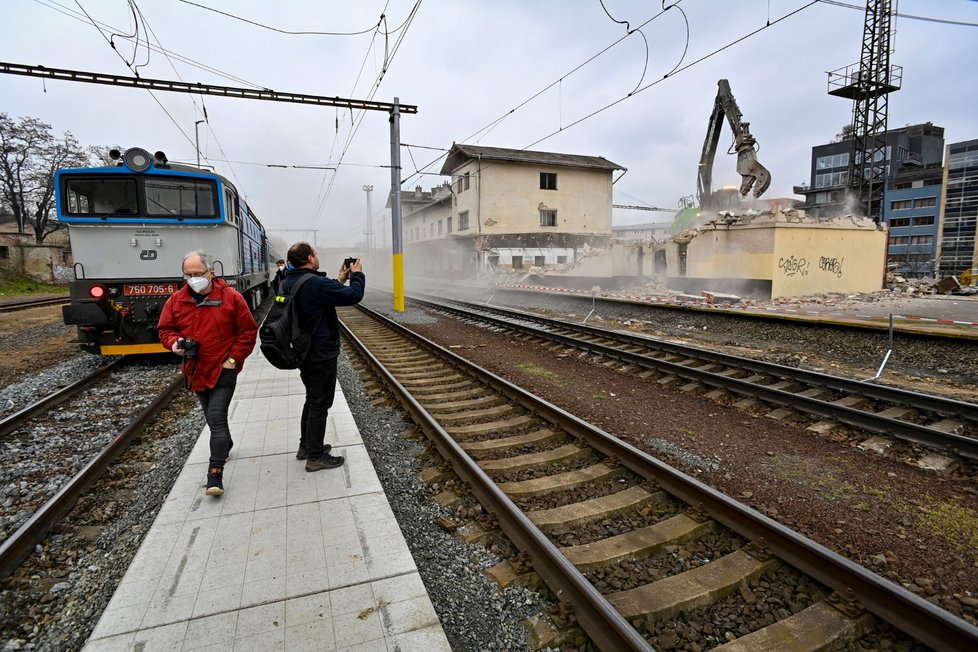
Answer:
[{"left": 181, "top": 250, "right": 214, "bottom": 272}]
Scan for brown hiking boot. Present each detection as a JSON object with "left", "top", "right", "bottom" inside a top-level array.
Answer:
[{"left": 305, "top": 453, "right": 345, "bottom": 472}]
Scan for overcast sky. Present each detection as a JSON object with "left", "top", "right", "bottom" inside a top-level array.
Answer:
[{"left": 2, "top": 0, "right": 976, "bottom": 249}]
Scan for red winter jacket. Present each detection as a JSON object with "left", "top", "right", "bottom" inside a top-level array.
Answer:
[{"left": 157, "top": 278, "right": 258, "bottom": 391}]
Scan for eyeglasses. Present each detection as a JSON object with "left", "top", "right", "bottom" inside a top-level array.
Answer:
[{"left": 183, "top": 270, "right": 210, "bottom": 279}]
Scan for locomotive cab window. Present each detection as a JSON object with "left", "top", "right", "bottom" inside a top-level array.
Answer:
[
  {"left": 145, "top": 178, "right": 217, "bottom": 217},
  {"left": 224, "top": 188, "right": 237, "bottom": 224},
  {"left": 61, "top": 175, "right": 217, "bottom": 219},
  {"left": 64, "top": 177, "right": 138, "bottom": 216}
]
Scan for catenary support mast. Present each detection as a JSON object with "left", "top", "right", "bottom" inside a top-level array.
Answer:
[{"left": 0, "top": 61, "right": 416, "bottom": 310}]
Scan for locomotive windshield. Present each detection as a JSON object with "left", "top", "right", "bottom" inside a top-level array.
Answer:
[
  {"left": 65, "top": 177, "right": 138, "bottom": 215},
  {"left": 145, "top": 178, "right": 216, "bottom": 217},
  {"left": 62, "top": 174, "right": 218, "bottom": 219}
]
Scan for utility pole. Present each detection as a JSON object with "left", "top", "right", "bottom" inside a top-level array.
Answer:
[
  {"left": 390, "top": 98, "right": 405, "bottom": 312},
  {"left": 0, "top": 60, "right": 416, "bottom": 310},
  {"left": 362, "top": 184, "right": 374, "bottom": 252},
  {"left": 194, "top": 119, "right": 205, "bottom": 169}
]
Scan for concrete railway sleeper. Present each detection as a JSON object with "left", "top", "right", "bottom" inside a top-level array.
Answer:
[
  {"left": 339, "top": 305, "right": 978, "bottom": 652},
  {"left": 408, "top": 295, "right": 978, "bottom": 465}
]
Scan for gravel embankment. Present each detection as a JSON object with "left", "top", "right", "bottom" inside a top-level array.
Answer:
[
  {"left": 425, "top": 286, "right": 978, "bottom": 397},
  {"left": 3, "top": 294, "right": 975, "bottom": 651},
  {"left": 0, "top": 343, "right": 551, "bottom": 651},
  {"left": 362, "top": 296, "right": 978, "bottom": 630}
]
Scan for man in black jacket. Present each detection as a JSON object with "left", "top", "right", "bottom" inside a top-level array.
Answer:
[
  {"left": 271, "top": 259, "right": 286, "bottom": 295},
  {"left": 282, "top": 242, "right": 365, "bottom": 472}
]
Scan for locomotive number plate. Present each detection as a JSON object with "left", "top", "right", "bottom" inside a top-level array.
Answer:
[{"left": 123, "top": 283, "right": 178, "bottom": 296}]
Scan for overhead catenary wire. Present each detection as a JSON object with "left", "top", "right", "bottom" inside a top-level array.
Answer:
[
  {"left": 73, "top": 0, "right": 198, "bottom": 152},
  {"left": 177, "top": 0, "right": 386, "bottom": 36},
  {"left": 309, "top": 0, "right": 423, "bottom": 228},
  {"left": 398, "top": 0, "right": 816, "bottom": 205},
  {"left": 816, "top": 0, "right": 978, "bottom": 27},
  {"left": 129, "top": 1, "right": 252, "bottom": 195},
  {"left": 521, "top": 2, "right": 820, "bottom": 160},
  {"left": 399, "top": 0, "right": 684, "bottom": 189},
  {"left": 35, "top": 0, "right": 267, "bottom": 89}
]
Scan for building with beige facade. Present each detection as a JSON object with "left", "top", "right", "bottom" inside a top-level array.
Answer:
[
  {"left": 664, "top": 209, "right": 888, "bottom": 299},
  {"left": 401, "top": 144, "right": 624, "bottom": 277}
]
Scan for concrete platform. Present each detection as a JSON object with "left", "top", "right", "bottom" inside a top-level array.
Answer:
[{"left": 82, "top": 350, "right": 450, "bottom": 651}]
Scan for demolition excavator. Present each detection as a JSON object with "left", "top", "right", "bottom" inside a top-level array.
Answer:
[{"left": 696, "top": 79, "right": 771, "bottom": 212}]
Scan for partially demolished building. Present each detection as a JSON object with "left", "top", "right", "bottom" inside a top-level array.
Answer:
[{"left": 664, "top": 208, "right": 888, "bottom": 299}]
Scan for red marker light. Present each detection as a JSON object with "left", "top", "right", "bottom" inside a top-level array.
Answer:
[{"left": 89, "top": 285, "right": 106, "bottom": 299}]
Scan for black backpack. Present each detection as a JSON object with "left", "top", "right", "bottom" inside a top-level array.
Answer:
[{"left": 259, "top": 274, "right": 320, "bottom": 369}]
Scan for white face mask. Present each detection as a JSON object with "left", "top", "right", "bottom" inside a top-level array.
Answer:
[
  {"left": 186, "top": 276, "right": 210, "bottom": 293},
  {"left": 277, "top": 265, "right": 285, "bottom": 271}
]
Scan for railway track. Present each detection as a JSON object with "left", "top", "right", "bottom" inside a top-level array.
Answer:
[
  {"left": 339, "top": 303, "right": 978, "bottom": 651},
  {"left": 407, "top": 294, "right": 978, "bottom": 462},
  {"left": 0, "top": 296, "right": 69, "bottom": 313},
  {"left": 0, "top": 361, "right": 182, "bottom": 578}
]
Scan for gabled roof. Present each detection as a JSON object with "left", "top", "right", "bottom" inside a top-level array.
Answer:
[{"left": 439, "top": 144, "right": 625, "bottom": 175}]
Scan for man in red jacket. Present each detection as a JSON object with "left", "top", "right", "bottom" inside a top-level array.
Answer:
[{"left": 157, "top": 251, "right": 258, "bottom": 497}]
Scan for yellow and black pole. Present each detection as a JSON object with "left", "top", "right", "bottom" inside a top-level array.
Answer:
[{"left": 389, "top": 97, "right": 405, "bottom": 312}]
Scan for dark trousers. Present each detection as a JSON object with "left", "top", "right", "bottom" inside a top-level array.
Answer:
[
  {"left": 299, "top": 357, "right": 338, "bottom": 458},
  {"left": 196, "top": 368, "right": 237, "bottom": 468}
]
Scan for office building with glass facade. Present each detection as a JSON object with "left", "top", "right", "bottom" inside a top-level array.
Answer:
[{"left": 938, "top": 139, "right": 978, "bottom": 278}]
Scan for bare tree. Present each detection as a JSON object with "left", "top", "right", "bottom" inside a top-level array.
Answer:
[
  {"left": 833, "top": 123, "right": 855, "bottom": 143},
  {"left": 0, "top": 113, "right": 93, "bottom": 243}
]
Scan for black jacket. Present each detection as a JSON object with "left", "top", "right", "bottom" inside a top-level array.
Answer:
[{"left": 281, "top": 268, "right": 365, "bottom": 362}]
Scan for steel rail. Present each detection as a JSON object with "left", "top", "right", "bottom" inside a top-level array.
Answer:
[
  {"left": 341, "top": 308, "right": 653, "bottom": 652},
  {"left": 418, "top": 294, "right": 978, "bottom": 420},
  {"left": 344, "top": 304, "right": 978, "bottom": 652},
  {"left": 0, "top": 358, "right": 126, "bottom": 437},
  {"left": 0, "top": 297, "right": 70, "bottom": 313},
  {"left": 415, "top": 279, "right": 978, "bottom": 341},
  {"left": 412, "top": 296, "right": 978, "bottom": 458},
  {"left": 0, "top": 375, "right": 183, "bottom": 579}
]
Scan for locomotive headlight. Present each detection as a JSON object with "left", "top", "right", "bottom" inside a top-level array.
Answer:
[
  {"left": 89, "top": 285, "right": 107, "bottom": 299},
  {"left": 123, "top": 147, "right": 153, "bottom": 172}
]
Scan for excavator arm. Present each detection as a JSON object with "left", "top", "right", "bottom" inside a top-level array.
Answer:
[{"left": 697, "top": 79, "right": 771, "bottom": 209}]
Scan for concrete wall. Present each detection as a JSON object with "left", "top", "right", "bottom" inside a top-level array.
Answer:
[
  {"left": 770, "top": 223, "right": 887, "bottom": 297},
  {"left": 665, "top": 214, "right": 887, "bottom": 298},
  {"left": 0, "top": 241, "right": 71, "bottom": 284}
]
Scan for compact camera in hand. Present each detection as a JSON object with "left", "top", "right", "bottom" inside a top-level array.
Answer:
[
  {"left": 343, "top": 257, "right": 358, "bottom": 270},
  {"left": 180, "top": 338, "right": 200, "bottom": 359}
]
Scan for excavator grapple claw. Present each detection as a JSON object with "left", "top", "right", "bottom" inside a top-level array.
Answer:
[
  {"left": 736, "top": 147, "right": 771, "bottom": 198},
  {"left": 697, "top": 79, "right": 772, "bottom": 209}
]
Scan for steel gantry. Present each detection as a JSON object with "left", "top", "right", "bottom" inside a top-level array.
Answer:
[{"left": 0, "top": 61, "right": 416, "bottom": 311}]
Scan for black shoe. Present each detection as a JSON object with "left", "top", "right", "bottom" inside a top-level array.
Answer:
[
  {"left": 205, "top": 467, "right": 224, "bottom": 496},
  {"left": 305, "top": 453, "right": 345, "bottom": 472},
  {"left": 296, "top": 444, "right": 329, "bottom": 460}
]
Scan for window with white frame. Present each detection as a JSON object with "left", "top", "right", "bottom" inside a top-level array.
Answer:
[
  {"left": 540, "top": 172, "right": 557, "bottom": 190},
  {"left": 458, "top": 210, "right": 469, "bottom": 231},
  {"left": 540, "top": 209, "right": 557, "bottom": 227}
]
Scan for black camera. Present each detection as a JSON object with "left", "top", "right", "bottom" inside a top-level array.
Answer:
[
  {"left": 180, "top": 338, "right": 200, "bottom": 359},
  {"left": 343, "top": 257, "right": 358, "bottom": 270}
]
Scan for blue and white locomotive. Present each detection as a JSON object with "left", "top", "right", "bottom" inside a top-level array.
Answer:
[{"left": 57, "top": 147, "right": 272, "bottom": 355}]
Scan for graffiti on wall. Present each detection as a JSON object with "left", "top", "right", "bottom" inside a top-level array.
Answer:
[
  {"left": 779, "top": 254, "right": 846, "bottom": 278},
  {"left": 818, "top": 256, "right": 844, "bottom": 278},
  {"left": 778, "top": 255, "right": 809, "bottom": 276}
]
